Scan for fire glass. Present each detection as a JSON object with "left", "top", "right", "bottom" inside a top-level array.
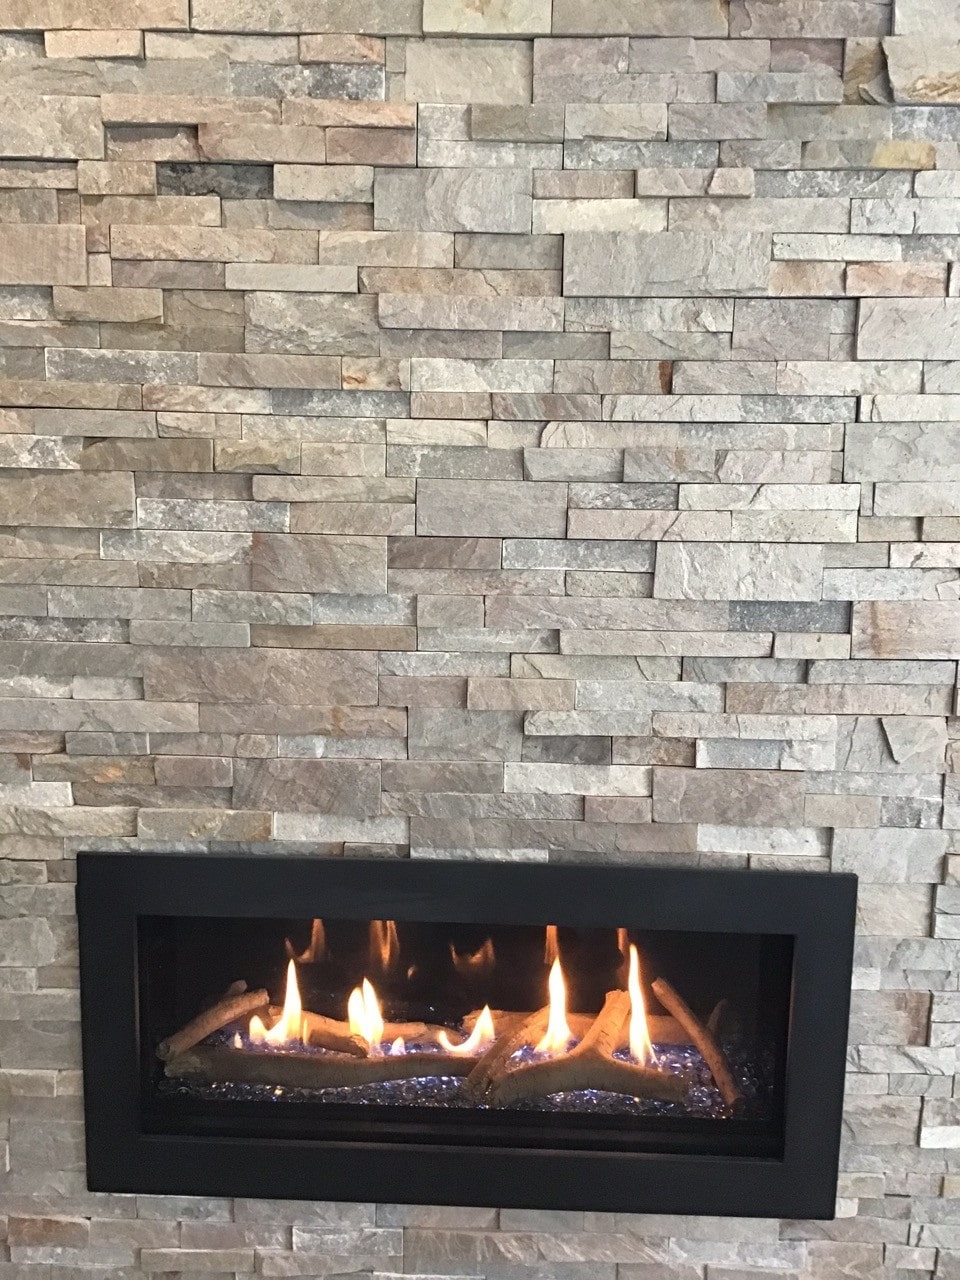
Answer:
[{"left": 141, "top": 913, "right": 792, "bottom": 1159}]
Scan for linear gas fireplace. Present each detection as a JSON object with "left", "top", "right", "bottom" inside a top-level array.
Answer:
[{"left": 77, "top": 854, "right": 856, "bottom": 1219}]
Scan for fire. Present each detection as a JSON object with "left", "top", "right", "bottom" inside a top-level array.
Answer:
[
  {"left": 450, "top": 937, "right": 495, "bottom": 978},
  {"left": 369, "top": 919, "right": 399, "bottom": 971},
  {"left": 287, "top": 918, "right": 326, "bottom": 963},
  {"left": 627, "top": 945, "right": 655, "bottom": 1066},
  {"left": 544, "top": 924, "right": 559, "bottom": 965},
  {"left": 439, "top": 1005, "right": 496, "bottom": 1055},
  {"left": 266, "top": 959, "right": 304, "bottom": 1045},
  {"left": 248, "top": 960, "right": 304, "bottom": 1046},
  {"left": 348, "top": 976, "right": 385, "bottom": 1054},
  {"left": 535, "top": 957, "right": 572, "bottom": 1054}
]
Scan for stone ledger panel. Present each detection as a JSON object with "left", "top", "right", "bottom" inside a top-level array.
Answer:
[{"left": 0, "top": 0, "right": 958, "bottom": 1275}]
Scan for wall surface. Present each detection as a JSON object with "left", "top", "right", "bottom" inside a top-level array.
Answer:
[{"left": 2, "top": 0, "right": 960, "bottom": 1276}]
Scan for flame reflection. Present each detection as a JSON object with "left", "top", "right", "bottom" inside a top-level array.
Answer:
[
  {"left": 450, "top": 937, "right": 495, "bottom": 978},
  {"left": 287, "top": 918, "right": 326, "bottom": 963},
  {"left": 369, "top": 919, "right": 399, "bottom": 972}
]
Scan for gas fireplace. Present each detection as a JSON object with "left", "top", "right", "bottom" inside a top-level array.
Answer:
[{"left": 78, "top": 855, "right": 856, "bottom": 1219}]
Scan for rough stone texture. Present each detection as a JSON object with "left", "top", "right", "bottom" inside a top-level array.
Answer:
[
  {"left": 884, "top": 38, "right": 960, "bottom": 104},
  {"left": 564, "top": 232, "right": 771, "bottom": 297},
  {"left": 0, "top": 2, "right": 958, "bottom": 1276}
]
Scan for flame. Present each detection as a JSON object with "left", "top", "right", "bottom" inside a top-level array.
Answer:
[
  {"left": 450, "top": 937, "right": 495, "bottom": 978},
  {"left": 535, "top": 958, "right": 572, "bottom": 1054},
  {"left": 627, "top": 945, "right": 655, "bottom": 1066},
  {"left": 369, "top": 919, "right": 399, "bottom": 971},
  {"left": 287, "top": 918, "right": 326, "bottom": 963},
  {"left": 617, "top": 927, "right": 628, "bottom": 960},
  {"left": 439, "top": 1005, "right": 496, "bottom": 1055},
  {"left": 248, "top": 1013, "right": 268, "bottom": 1044},
  {"left": 544, "top": 924, "right": 559, "bottom": 965},
  {"left": 232, "top": 1031, "right": 242, "bottom": 1049},
  {"left": 264, "top": 959, "right": 304, "bottom": 1045},
  {"left": 348, "top": 976, "right": 385, "bottom": 1054},
  {"left": 389, "top": 1035, "right": 405, "bottom": 1055}
]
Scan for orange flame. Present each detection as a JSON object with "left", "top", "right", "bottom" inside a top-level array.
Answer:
[
  {"left": 439, "top": 1005, "right": 496, "bottom": 1055},
  {"left": 348, "top": 976, "right": 385, "bottom": 1055},
  {"left": 287, "top": 918, "right": 326, "bottom": 963},
  {"left": 249, "top": 961, "right": 303, "bottom": 1045},
  {"left": 544, "top": 924, "right": 559, "bottom": 965},
  {"left": 450, "top": 937, "right": 495, "bottom": 978},
  {"left": 264, "top": 959, "right": 304, "bottom": 1045},
  {"left": 535, "top": 957, "right": 572, "bottom": 1054},
  {"left": 369, "top": 919, "right": 399, "bottom": 971},
  {"left": 627, "top": 945, "right": 655, "bottom": 1066}
]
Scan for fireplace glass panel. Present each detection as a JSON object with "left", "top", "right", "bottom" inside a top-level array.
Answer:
[{"left": 139, "top": 913, "right": 792, "bottom": 1160}]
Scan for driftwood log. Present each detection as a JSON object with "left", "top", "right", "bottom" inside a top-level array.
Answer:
[
  {"left": 165, "top": 1044, "right": 478, "bottom": 1090},
  {"left": 463, "top": 1007, "right": 687, "bottom": 1047},
  {"left": 300, "top": 1010, "right": 368, "bottom": 1056},
  {"left": 464, "top": 1005, "right": 551, "bottom": 1101},
  {"left": 484, "top": 990, "right": 687, "bottom": 1107},
  {"left": 652, "top": 977, "right": 741, "bottom": 1106},
  {"left": 157, "top": 984, "right": 270, "bottom": 1062}
]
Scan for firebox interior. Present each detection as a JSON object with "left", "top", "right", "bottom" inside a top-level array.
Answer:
[{"left": 139, "top": 913, "right": 793, "bottom": 1159}]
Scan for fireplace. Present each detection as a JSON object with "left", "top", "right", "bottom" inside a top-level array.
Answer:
[{"left": 77, "top": 854, "right": 856, "bottom": 1219}]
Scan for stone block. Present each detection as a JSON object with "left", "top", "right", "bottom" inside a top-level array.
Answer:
[
  {"left": 233, "top": 759, "right": 380, "bottom": 814},
  {"left": 417, "top": 479, "right": 567, "bottom": 537},
  {"left": 884, "top": 37, "right": 960, "bottom": 103},
  {"left": 564, "top": 232, "right": 770, "bottom": 297},
  {"left": 852, "top": 602, "right": 960, "bottom": 659},
  {"left": 423, "top": 0, "right": 552, "bottom": 34},
  {"left": 653, "top": 767, "right": 806, "bottom": 825},
  {"left": 274, "top": 164, "right": 373, "bottom": 203},
  {"left": 198, "top": 123, "right": 325, "bottom": 163},
  {"left": 847, "top": 424, "right": 960, "bottom": 482},
  {"left": 191, "top": 0, "right": 421, "bottom": 32},
  {"left": 404, "top": 39, "right": 533, "bottom": 104},
  {"left": 326, "top": 128, "right": 416, "bottom": 166},
  {"left": 375, "top": 168, "right": 532, "bottom": 233},
  {"left": 378, "top": 294, "right": 563, "bottom": 331},
  {"left": 251, "top": 534, "right": 386, "bottom": 594},
  {"left": 564, "top": 104, "right": 667, "bottom": 140},
  {"left": 6, "top": 0, "right": 187, "bottom": 25},
  {"left": 0, "top": 472, "right": 134, "bottom": 528},
  {"left": 0, "top": 97, "right": 103, "bottom": 161},
  {"left": 654, "top": 543, "right": 824, "bottom": 601},
  {"left": 894, "top": 0, "right": 960, "bottom": 37},
  {"left": 143, "top": 649, "right": 378, "bottom": 705},
  {"left": 552, "top": 0, "right": 728, "bottom": 35},
  {"left": 0, "top": 226, "right": 86, "bottom": 286},
  {"left": 858, "top": 299, "right": 960, "bottom": 360}
]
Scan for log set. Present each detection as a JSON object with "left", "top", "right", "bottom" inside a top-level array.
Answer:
[
  {"left": 156, "top": 983, "right": 269, "bottom": 1062},
  {"left": 159, "top": 978, "right": 740, "bottom": 1106},
  {"left": 166, "top": 1045, "right": 480, "bottom": 1090}
]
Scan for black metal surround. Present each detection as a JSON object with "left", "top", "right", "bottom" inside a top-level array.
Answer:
[{"left": 77, "top": 853, "right": 857, "bottom": 1219}]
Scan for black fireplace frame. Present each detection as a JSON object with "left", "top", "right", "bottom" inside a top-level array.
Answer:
[{"left": 77, "top": 852, "right": 856, "bottom": 1219}]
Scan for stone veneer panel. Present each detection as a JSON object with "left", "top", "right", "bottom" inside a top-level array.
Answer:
[{"left": 0, "top": 1, "right": 958, "bottom": 1278}]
